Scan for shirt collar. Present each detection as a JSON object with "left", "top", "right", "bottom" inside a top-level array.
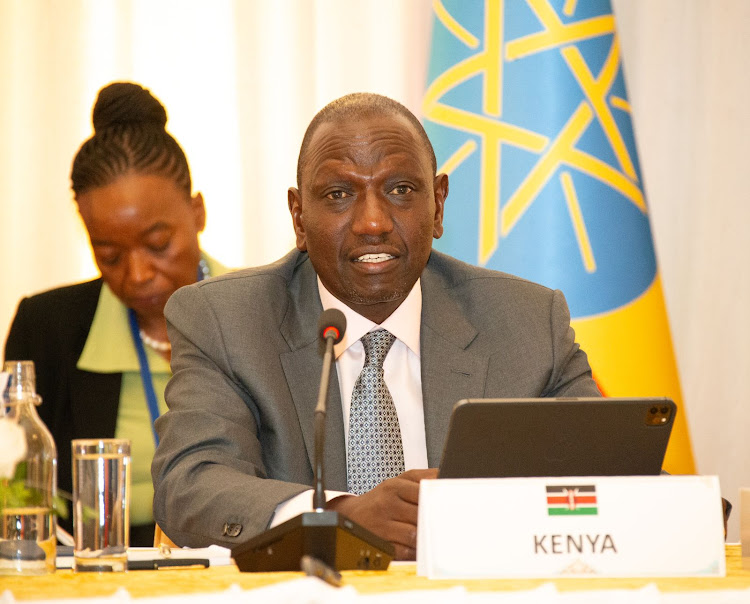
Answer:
[
  {"left": 317, "top": 277, "right": 422, "bottom": 359},
  {"left": 77, "top": 282, "right": 171, "bottom": 374},
  {"left": 77, "top": 252, "right": 227, "bottom": 374}
]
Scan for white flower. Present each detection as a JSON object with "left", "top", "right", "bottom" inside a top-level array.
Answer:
[{"left": 0, "top": 417, "right": 27, "bottom": 479}]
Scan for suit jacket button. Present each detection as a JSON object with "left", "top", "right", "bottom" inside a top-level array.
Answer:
[{"left": 222, "top": 522, "right": 242, "bottom": 538}]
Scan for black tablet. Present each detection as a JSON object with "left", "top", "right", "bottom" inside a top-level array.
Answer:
[{"left": 438, "top": 397, "right": 675, "bottom": 479}]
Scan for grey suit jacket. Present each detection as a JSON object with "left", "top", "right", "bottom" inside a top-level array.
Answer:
[{"left": 152, "top": 249, "right": 600, "bottom": 547}]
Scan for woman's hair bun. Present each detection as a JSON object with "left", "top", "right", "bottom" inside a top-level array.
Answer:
[{"left": 92, "top": 82, "right": 167, "bottom": 133}]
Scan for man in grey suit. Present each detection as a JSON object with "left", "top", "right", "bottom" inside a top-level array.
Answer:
[{"left": 151, "top": 93, "right": 600, "bottom": 560}]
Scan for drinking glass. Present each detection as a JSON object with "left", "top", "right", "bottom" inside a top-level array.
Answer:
[{"left": 72, "top": 439, "right": 131, "bottom": 572}]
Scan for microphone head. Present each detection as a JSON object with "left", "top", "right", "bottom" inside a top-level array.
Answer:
[{"left": 318, "top": 309, "right": 346, "bottom": 344}]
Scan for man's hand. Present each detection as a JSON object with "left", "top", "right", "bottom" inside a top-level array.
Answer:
[{"left": 326, "top": 468, "right": 438, "bottom": 561}]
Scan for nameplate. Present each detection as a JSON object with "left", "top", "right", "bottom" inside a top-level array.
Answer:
[{"left": 417, "top": 475, "right": 725, "bottom": 578}]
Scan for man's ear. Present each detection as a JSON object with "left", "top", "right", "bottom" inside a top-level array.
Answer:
[
  {"left": 288, "top": 187, "right": 307, "bottom": 251},
  {"left": 432, "top": 173, "right": 449, "bottom": 239}
]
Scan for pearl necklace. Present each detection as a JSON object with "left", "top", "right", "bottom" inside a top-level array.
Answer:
[{"left": 139, "top": 330, "right": 171, "bottom": 352}]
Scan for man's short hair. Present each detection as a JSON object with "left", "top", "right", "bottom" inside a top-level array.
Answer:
[{"left": 296, "top": 93, "right": 438, "bottom": 188}]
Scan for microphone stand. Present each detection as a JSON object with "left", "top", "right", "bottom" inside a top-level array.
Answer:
[
  {"left": 312, "top": 329, "right": 334, "bottom": 511},
  {"left": 233, "top": 311, "right": 395, "bottom": 572}
]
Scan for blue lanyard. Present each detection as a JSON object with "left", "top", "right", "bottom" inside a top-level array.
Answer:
[
  {"left": 127, "top": 261, "right": 207, "bottom": 446},
  {"left": 127, "top": 308, "right": 162, "bottom": 446}
]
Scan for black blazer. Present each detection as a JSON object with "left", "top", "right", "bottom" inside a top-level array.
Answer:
[{"left": 4, "top": 278, "right": 122, "bottom": 532}]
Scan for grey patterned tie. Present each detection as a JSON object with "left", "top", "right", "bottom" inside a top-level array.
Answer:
[{"left": 347, "top": 329, "right": 405, "bottom": 495}]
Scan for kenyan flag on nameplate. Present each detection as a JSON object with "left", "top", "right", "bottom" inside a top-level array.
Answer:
[{"left": 546, "top": 485, "right": 598, "bottom": 516}]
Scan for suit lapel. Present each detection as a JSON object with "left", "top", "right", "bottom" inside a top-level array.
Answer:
[
  {"left": 277, "top": 251, "right": 492, "bottom": 481},
  {"left": 279, "top": 256, "right": 348, "bottom": 491},
  {"left": 421, "top": 257, "right": 489, "bottom": 467}
]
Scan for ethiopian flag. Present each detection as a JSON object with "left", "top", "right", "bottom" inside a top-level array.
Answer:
[{"left": 423, "top": 0, "right": 694, "bottom": 473}]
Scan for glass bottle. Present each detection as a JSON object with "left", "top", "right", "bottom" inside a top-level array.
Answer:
[{"left": 0, "top": 360, "right": 57, "bottom": 575}]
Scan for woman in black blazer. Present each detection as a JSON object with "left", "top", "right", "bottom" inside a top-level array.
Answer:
[{"left": 4, "top": 82, "right": 226, "bottom": 546}]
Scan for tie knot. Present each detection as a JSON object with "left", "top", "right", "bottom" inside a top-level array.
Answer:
[{"left": 361, "top": 329, "right": 396, "bottom": 368}]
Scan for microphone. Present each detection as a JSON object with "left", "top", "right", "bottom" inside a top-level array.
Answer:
[
  {"left": 233, "top": 309, "right": 394, "bottom": 572},
  {"left": 313, "top": 309, "right": 346, "bottom": 511}
]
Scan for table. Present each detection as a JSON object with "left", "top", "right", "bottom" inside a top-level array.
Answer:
[{"left": 2, "top": 545, "right": 749, "bottom": 601}]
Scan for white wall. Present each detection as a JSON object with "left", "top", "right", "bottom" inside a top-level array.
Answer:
[{"left": 614, "top": 0, "right": 750, "bottom": 540}]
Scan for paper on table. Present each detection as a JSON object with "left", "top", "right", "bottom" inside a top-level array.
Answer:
[
  {"left": 128, "top": 545, "right": 232, "bottom": 565},
  {"left": 55, "top": 545, "right": 232, "bottom": 569}
]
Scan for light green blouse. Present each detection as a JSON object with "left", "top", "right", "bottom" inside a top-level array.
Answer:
[{"left": 76, "top": 254, "right": 227, "bottom": 527}]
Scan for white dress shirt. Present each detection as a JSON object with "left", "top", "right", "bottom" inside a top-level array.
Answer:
[{"left": 270, "top": 278, "right": 428, "bottom": 526}]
